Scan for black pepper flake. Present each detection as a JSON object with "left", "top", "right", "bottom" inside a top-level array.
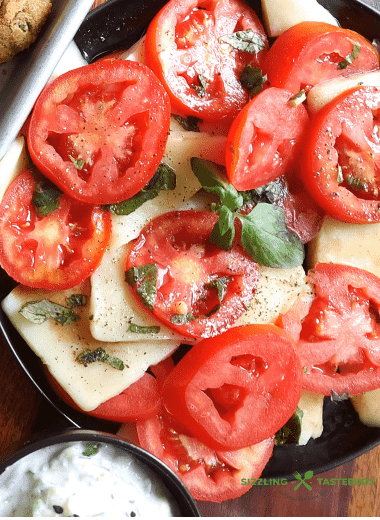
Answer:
[
  {"left": 130, "top": 512, "right": 136, "bottom": 517},
  {"left": 53, "top": 505, "right": 64, "bottom": 514}
]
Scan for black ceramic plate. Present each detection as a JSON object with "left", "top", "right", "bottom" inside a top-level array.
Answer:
[{"left": 1, "top": 0, "right": 380, "bottom": 489}]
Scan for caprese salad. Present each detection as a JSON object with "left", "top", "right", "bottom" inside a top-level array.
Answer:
[{"left": 0, "top": 0, "right": 380, "bottom": 504}]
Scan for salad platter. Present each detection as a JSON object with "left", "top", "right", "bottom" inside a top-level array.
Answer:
[{"left": 0, "top": 0, "right": 380, "bottom": 512}]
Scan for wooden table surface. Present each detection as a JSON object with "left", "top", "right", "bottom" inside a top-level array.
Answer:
[{"left": 1, "top": 0, "right": 380, "bottom": 516}]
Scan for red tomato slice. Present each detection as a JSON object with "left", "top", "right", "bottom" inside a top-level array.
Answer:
[
  {"left": 302, "top": 86, "right": 380, "bottom": 223},
  {"left": 27, "top": 60, "right": 171, "bottom": 205},
  {"left": 225, "top": 87, "right": 310, "bottom": 191},
  {"left": 161, "top": 324, "right": 303, "bottom": 450},
  {"left": 45, "top": 358, "right": 174, "bottom": 423},
  {"left": 136, "top": 409, "right": 274, "bottom": 502},
  {"left": 263, "top": 22, "right": 379, "bottom": 94},
  {"left": 0, "top": 170, "right": 111, "bottom": 290},
  {"left": 144, "top": 0, "right": 268, "bottom": 121},
  {"left": 125, "top": 210, "right": 260, "bottom": 339},
  {"left": 278, "top": 263, "right": 380, "bottom": 396}
]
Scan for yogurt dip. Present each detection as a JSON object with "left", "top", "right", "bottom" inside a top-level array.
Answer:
[{"left": 0, "top": 441, "right": 181, "bottom": 517}]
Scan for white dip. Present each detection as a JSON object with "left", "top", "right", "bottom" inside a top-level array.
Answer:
[{"left": 0, "top": 441, "right": 181, "bottom": 517}]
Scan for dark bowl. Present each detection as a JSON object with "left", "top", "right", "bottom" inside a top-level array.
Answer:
[
  {"left": 1, "top": 0, "right": 380, "bottom": 512},
  {"left": 0, "top": 428, "right": 200, "bottom": 516}
]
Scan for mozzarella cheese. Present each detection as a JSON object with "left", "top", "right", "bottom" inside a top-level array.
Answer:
[
  {"left": 351, "top": 390, "right": 380, "bottom": 427},
  {"left": 307, "top": 215, "right": 380, "bottom": 278},
  {"left": 297, "top": 390, "right": 324, "bottom": 445},
  {"left": 1, "top": 282, "right": 179, "bottom": 411},
  {"left": 261, "top": 0, "right": 338, "bottom": 38}
]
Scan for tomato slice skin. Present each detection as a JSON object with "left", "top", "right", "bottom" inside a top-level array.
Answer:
[
  {"left": 263, "top": 22, "right": 379, "bottom": 94},
  {"left": 125, "top": 210, "right": 260, "bottom": 339},
  {"left": 45, "top": 358, "right": 174, "bottom": 423},
  {"left": 145, "top": 0, "right": 268, "bottom": 121},
  {"left": 278, "top": 263, "right": 380, "bottom": 396},
  {"left": 302, "top": 86, "right": 380, "bottom": 223},
  {"left": 0, "top": 170, "right": 111, "bottom": 290},
  {"left": 27, "top": 60, "right": 171, "bottom": 205},
  {"left": 136, "top": 409, "right": 274, "bottom": 502},
  {"left": 225, "top": 87, "right": 310, "bottom": 191},
  {"left": 161, "top": 324, "right": 303, "bottom": 450}
]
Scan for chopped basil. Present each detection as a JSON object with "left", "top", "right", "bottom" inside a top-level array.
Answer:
[
  {"left": 207, "top": 276, "right": 231, "bottom": 302},
  {"left": 346, "top": 174, "right": 368, "bottom": 191},
  {"left": 127, "top": 323, "right": 160, "bottom": 334},
  {"left": 103, "top": 163, "right": 176, "bottom": 215},
  {"left": 219, "top": 30, "right": 266, "bottom": 54},
  {"left": 32, "top": 179, "right": 63, "bottom": 217},
  {"left": 125, "top": 263, "right": 157, "bottom": 311},
  {"left": 171, "top": 312, "right": 195, "bottom": 324},
  {"left": 242, "top": 178, "right": 286, "bottom": 206},
  {"left": 190, "top": 158, "right": 304, "bottom": 268},
  {"left": 76, "top": 347, "right": 124, "bottom": 370},
  {"left": 193, "top": 74, "right": 208, "bottom": 97},
  {"left": 66, "top": 294, "right": 87, "bottom": 308},
  {"left": 19, "top": 300, "right": 80, "bottom": 325},
  {"left": 338, "top": 42, "right": 361, "bottom": 69},
  {"left": 83, "top": 443, "right": 100, "bottom": 456},
  {"left": 331, "top": 389, "right": 350, "bottom": 402},
  {"left": 288, "top": 89, "right": 306, "bottom": 107},
  {"left": 237, "top": 204, "right": 304, "bottom": 268},
  {"left": 275, "top": 408, "right": 304, "bottom": 445},
  {"left": 240, "top": 64, "right": 267, "bottom": 97},
  {"left": 172, "top": 114, "right": 202, "bottom": 132},
  {"left": 69, "top": 155, "right": 85, "bottom": 170}
]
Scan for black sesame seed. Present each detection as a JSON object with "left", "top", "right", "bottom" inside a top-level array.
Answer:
[{"left": 53, "top": 505, "right": 64, "bottom": 514}]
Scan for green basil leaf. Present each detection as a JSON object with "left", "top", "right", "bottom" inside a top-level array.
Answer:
[
  {"left": 69, "top": 155, "right": 85, "bottom": 170},
  {"left": 240, "top": 64, "right": 267, "bottom": 97},
  {"left": 275, "top": 408, "right": 304, "bottom": 445},
  {"left": 191, "top": 158, "right": 243, "bottom": 211},
  {"left": 76, "top": 347, "right": 124, "bottom": 371},
  {"left": 104, "top": 163, "right": 176, "bottom": 215},
  {"left": 209, "top": 206, "right": 235, "bottom": 250},
  {"left": 171, "top": 312, "right": 195, "bottom": 324},
  {"left": 19, "top": 300, "right": 80, "bottom": 325},
  {"left": 127, "top": 323, "right": 160, "bottom": 334},
  {"left": 32, "top": 179, "right": 63, "bottom": 217},
  {"left": 193, "top": 74, "right": 208, "bottom": 97},
  {"left": 338, "top": 42, "right": 361, "bottom": 69},
  {"left": 83, "top": 443, "right": 100, "bottom": 456},
  {"left": 207, "top": 276, "right": 231, "bottom": 303},
  {"left": 219, "top": 30, "right": 266, "bottom": 54},
  {"left": 125, "top": 263, "right": 157, "bottom": 311},
  {"left": 66, "top": 294, "right": 87, "bottom": 308},
  {"left": 242, "top": 178, "right": 286, "bottom": 206},
  {"left": 237, "top": 203, "right": 305, "bottom": 268},
  {"left": 172, "top": 114, "right": 202, "bottom": 132}
]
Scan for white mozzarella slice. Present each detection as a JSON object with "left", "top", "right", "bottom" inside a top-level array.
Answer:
[
  {"left": 2, "top": 283, "right": 179, "bottom": 411},
  {"left": 351, "top": 390, "right": 380, "bottom": 427},
  {"left": 307, "top": 70, "right": 380, "bottom": 114},
  {"left": 0, "top": 136, "right": 30, "bottom": 203},
  {"left": 297, "top": 390, "right": 324, "bottom": 445},
  {"left": 234, "top": 264, "right": 310, "bottom": 326},
  {"left": 120, "top": 36, "right": 146, "bottom": 63},
  {"left": 261, "top": 0, "right": 338, "bottom": 38},
  {"left": 307, "top": 215, "right": 380, "bottom": 278}
]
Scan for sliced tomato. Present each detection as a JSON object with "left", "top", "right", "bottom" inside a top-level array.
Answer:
[
  {"left": 302, "top": 86, "right": 380, "bottom": 223},
  {"left": 263, "top": 22, "right": 379, "bottom": 94},
  {"left": 161, "top": 324, "right": 303, "bottom": 450},
  {"left": 0, "top": 170, "right": 111, "bottom": 290},
  {"left": 136, "top": 409, "right": 274, "bottom": 502},
  {"left": 125, "top": 210, "right": 260, "bottom": 339},
  {"left": 225, "top": 87, "right": 310, "bottom": 191},
  {"left": 27, "top": 60, "right": 171, "bottom": 205},
  {"left": 278, "top": 263, "right": 380, "bottom": 396},
  {"left": 144, "top": 0, "right": 268, "bottom": 121},
  {"left": 45, "top": 358, "right": 174, "bottom": 422}
]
